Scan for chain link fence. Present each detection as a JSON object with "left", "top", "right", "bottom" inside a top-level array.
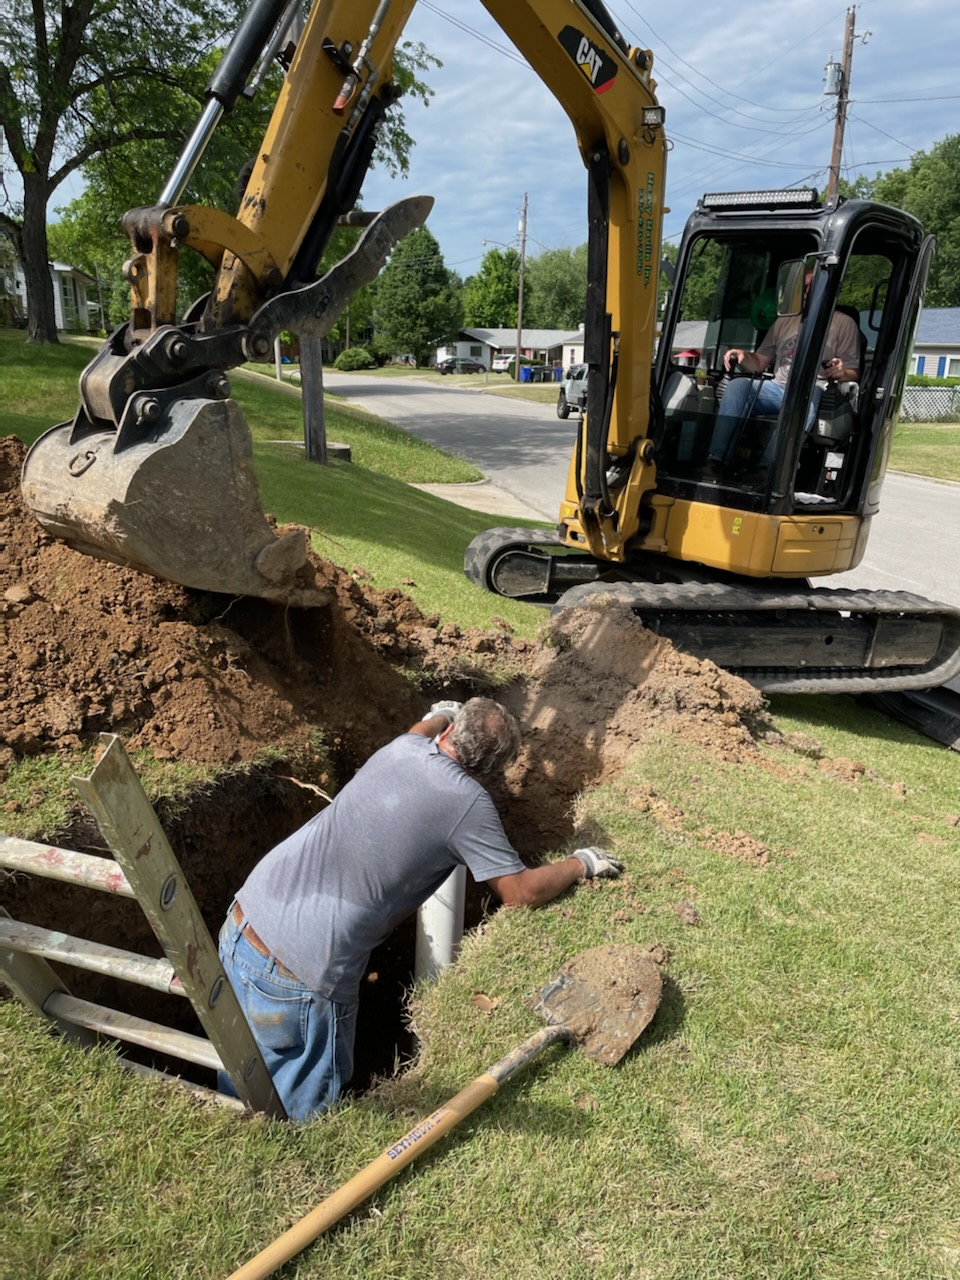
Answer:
[{"left": 900, "top": 386, "right": 960, "bottom": 422}]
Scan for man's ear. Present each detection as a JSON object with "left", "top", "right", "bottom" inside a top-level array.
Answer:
[{"left": 437, "top": 722, "right": 458, "bottom": 757}]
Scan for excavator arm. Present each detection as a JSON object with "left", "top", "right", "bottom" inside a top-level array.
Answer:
[{"left": 22, "top": 0, "right": 669, "bottom": 602}]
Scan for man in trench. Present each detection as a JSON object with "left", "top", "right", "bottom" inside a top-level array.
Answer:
[{"left": 217, "top": 696, "right": 623, "bottom": 1121}]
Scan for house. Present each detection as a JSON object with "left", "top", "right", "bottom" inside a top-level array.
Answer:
[
  {"left": 436, "top": 326, "right": 584, "bottom": 371},
  {"left": 910, "top": 307, "right": 960, "bottom": 377},
  {"left": 49, "top": 262, "right": 98, "bottom": 332},
  {"left": 0, "top": 234, "right": 99, "bottom": 332}
]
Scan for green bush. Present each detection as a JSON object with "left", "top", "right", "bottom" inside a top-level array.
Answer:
[
  {"left": 334, "top": 346, "right": 376, "bottom": 371},
  {"left": 906, "top": 374, "right": 960, "bottom": 386}
]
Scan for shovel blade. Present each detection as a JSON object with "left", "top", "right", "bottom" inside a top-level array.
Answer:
[{"left": 534, "top": 943, "right": 663, "bottom": 1066}]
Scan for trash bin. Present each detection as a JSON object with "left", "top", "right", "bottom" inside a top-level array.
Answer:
[
  {"left": 553, "top": 366, "right": 562, "bottom": 382},
  {"left": 520, "top": 367, "right": 532, "bottom": 383}
]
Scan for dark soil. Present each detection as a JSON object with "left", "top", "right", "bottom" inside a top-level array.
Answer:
[{"left": 0, "top": 434, "right": 771, "bottom": 1093}]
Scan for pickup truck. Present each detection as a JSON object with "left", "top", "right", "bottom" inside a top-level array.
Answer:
[{"left": 556, "top": 363, "right": 588, "bottom": 418}]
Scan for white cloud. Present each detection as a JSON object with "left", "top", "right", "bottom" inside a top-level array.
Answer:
[{"left": 359, "top": 0, "right": 960, "bottom": 269}]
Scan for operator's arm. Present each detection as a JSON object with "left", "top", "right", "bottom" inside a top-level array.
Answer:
[
  {"left": 822, "top": 313, "right": 861, "bottom": 382},
  {"left": 724, "top": 348, "right": 774, "bottom": 374}
]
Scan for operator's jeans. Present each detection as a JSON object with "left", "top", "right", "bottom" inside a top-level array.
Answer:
[
  {"left": 710, "top": 377, "right": 822, "bottom": 470},
  {"left": 218, "top": 904, "right": 358, "bottom": 1123}
]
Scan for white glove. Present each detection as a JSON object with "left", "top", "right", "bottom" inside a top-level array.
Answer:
[
  {"left": 573, "top": 847, "right": 625, "bottom": 879},
  {"left": 429, "top": 700, "right": 462, "bottom": 722}
]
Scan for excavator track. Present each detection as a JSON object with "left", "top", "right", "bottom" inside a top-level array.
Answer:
[{"left": 465, "top": 527, "right": 960, "bottom": 696}]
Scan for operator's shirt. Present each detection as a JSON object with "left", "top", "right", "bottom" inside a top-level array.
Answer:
[
  {"left": 236, "top": 733, "right": 525, "bottom": 1002},
  {"left": 758, "top": 309, "right": 861, "bottom": 388}
]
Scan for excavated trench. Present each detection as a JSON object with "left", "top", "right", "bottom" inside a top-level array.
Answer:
[{"left": 0, "top": 435, "right": 771, "bottom": 1100}]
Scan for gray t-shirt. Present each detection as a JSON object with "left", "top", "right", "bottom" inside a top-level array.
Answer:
[
  {"left": 236, "top": 733, "right": 525, "bottom": 1001},
  {"left": 758, "top": 309, "right": 861, "bottom": 388}
]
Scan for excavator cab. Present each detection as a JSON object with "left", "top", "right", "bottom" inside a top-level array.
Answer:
[{"left": 652, "top": 190, "right": 932, "bottom": 560}]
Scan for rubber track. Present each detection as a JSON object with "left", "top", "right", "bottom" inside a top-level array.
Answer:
[
  {"left": 552, "top": 580, "right": 960, "bottom": 694},
  {"left": 464, "top": 526, "right": 564, "bottom": 590}
]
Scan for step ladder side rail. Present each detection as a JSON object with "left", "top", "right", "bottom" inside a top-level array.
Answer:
[{"left": 72, "top": 735, "right": 286, "bottom": 1120}]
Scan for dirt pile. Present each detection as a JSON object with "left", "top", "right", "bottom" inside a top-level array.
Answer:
[
  {"left": 1, "top": 434, "right": 769, "bottom": 849},
  {"left": 0, "top": 436, "right": 534, "bottom": 776}
]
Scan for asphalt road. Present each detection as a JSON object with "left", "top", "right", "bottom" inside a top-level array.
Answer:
[{"left": 322, "top": 371, "right": 960, "bottom": 608}]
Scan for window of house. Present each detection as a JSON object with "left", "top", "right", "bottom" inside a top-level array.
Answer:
[
  {"left": 947, "top": 356, "right": 960, "bottom": 378},
  {"left": 59, "top": 276, "right": 78, "bottom": 327},
  {"left": 469, "top": 345, "right": 483, "bottom": 358}
]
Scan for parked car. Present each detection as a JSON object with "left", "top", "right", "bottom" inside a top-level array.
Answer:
[
  {"left": 557, "top": 363, "right": 588, "bottom": 418},
  {"left": 438, "top": 356, "right": 487, "bottom": 375},
  {"left": 492, "top": 353, "right": 534, "bottom": 373}
]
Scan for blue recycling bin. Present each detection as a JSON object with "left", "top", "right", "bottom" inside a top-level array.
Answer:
[
  {"left": 520, "top": 366, "right": 532, "bottom": 382},
  {"left": 553, "top": 366, "right": 562, "bottom": 382}
]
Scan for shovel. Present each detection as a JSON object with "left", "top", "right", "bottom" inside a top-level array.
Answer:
[{"left": 226, "top": 943, "right": 663, "bottom": 1280}]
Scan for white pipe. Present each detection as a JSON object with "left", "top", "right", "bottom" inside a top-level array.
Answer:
[{"left": 414, "top": 865, "right": 466, "bottom": 982}]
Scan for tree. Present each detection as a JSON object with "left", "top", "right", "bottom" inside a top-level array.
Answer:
[
  {"left": 523, "top": 244, "right": 587, "bottom": 329},
  {"left": 1, "top": 0, "right": 241, "bottom": 341},
  {"left": 870, "top": 135, "right": 960, "bottom": 308},
  {"left": 372, "top": 226, "right": 462, "bottom": 364},
  {"left": 463, "top": 246, "right": 520, "bottom": 327},
  {"left": 1, "top": 0, "right": 438, "bottom": 343}
]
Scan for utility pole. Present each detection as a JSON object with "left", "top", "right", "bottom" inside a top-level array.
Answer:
[
  {"left": 824, "top": 6, "right": 869, "bottom": 202},
  {"left": 515, "top": 193, "right": 527, "bottom": 383}
]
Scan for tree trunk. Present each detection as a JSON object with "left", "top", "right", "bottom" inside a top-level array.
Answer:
[{"left": 22, "top": 172, "right": 60, "bottom": 345}]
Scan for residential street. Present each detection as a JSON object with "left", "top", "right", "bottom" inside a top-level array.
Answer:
[{"left": 321, "top": 372, "right": 960, "bottom": 608}]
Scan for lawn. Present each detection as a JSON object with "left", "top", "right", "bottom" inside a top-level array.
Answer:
[{"left": 2, "top": 331, "right": 960, "bottom": 1279}]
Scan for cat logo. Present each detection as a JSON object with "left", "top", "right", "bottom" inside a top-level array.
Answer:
[{"left": 557, "top": 25, "right": 617, "bottom": 94}]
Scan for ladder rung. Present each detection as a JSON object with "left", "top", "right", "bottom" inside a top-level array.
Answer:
[
  {"left": 0, "top": 836, "right": 134, "bottom": 897},
  {"left": 0, "top": 918, "right": 183, "bottom": 996},
  {"left": 44, "top": 992, "right": 222, "bottom": 1072}
]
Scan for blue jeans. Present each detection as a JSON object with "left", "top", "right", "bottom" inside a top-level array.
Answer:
[
  {"left": 218, "top": 904, "right": 358, "bottom": 1123},
  {"left": 710, "top": 377, "right": 822, "bottom": 469}
]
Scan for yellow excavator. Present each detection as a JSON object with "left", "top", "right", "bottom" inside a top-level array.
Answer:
[{"left": 21, "top": 0, "right": 960, "bottom": 694}]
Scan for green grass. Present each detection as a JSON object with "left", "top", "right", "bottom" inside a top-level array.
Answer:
[
  {"left": 3, "top": 329, "right": 960, "bottom": 1279},
  {"left": 2, "top": 699, "right": 959, "bottom": 1279},
  {"left": 887, "top": 421, "right": 960, "bottom": 481}
]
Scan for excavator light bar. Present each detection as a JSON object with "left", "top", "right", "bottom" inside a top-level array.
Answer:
[
  {"left": 642, "top": 107, "right": 665, "bottom": 127},
  {"left": 699, "top": 189, "right": 821, "bottom": 211}
]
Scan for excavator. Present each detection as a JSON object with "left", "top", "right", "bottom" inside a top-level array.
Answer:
[{"left": 21, "top": 0, "right": 960, "bottom": 696}]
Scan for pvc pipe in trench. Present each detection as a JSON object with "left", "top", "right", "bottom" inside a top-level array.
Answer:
[{"left": 414, "top": 865, "right": 465, "bottom": 982}]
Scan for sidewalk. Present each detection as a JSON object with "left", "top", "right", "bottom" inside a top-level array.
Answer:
[{"left": 410, "top": 479, "right": 544, "bottom": 520}]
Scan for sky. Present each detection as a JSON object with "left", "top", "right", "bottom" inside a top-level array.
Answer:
[
  {"left": 33, "top": 0, "right": 960, "bottom": 280},
  {"left": 351, "top": 0, "right": 960, "bottom": 278}
]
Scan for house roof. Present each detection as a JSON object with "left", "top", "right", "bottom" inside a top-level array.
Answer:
[
  {"left": 50, "top": 261, "right": 96, "bottom": 284},
  {"left": 462, "top": 326, "right": 583, "bottom": 349},
  {"left": 915, "top": 307, "right": 960, "bottom": 346}
]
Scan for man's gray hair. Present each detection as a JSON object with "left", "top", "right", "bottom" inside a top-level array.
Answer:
[{"left": 451, "top": 697, "right": 521, "bottom": 775}]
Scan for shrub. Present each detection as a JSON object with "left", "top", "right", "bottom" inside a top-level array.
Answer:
[{"left": 334, "top": 346, "right": 376, "bottom": 371}]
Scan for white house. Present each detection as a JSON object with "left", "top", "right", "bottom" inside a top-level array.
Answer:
[
  {"left": 436, "top": 326, "right": 584, "bottom": 370},
  {"left": 1, "top": 235, "right": 98, "bottom": 331},
  {"left": 49, "top": 261, "right": 97, "bottom": 332}
]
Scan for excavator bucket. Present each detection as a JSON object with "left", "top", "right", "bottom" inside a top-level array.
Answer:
[
  {"left": 22, "top": 397, "right": 325, "bottom": 606},
  {"left": 20, "top": 196, "right": 434, "bottom": 606}
]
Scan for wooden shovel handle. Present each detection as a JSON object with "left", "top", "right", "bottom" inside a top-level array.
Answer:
[{"left": 227, "top": 1025, "right": 568, "bottom": 1280}]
